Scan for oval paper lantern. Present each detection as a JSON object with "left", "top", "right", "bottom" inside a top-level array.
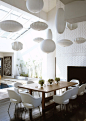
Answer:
[
  {"left": 56, "top": 8, "right": 66, "bottom": 34},
  {"left": 33, "top": 37, "right": 44, "bottom": 43},
  {"left": 40, "top": 39, "right": 56, "bottom": 53},
  {"left": 57, "top": 39, "right": 73, "bottom": 47},
  {"left": 26, "top": 0, "right": 44, "bottom": 13},
  {"left": 74, "top": 37, "right": 86, "bottom": 44},
  {"left": 0, "top": 20, "right": 23, "bottom": 32},
  {"left": 30, "top": 21, "right": 48, "bottom": 31},
  {"left": 12, "top": 41, "right": 23, "bottom": 51},
  {"left": 67, "top": 23, "right": 78, "bottom": 30},
  {"left": 47, "top": 29, "right": 52, "bottom": 39}
]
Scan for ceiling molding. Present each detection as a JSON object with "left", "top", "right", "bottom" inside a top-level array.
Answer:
[{"left": 60, "top": 0, "right": 80, "bottom": 5}]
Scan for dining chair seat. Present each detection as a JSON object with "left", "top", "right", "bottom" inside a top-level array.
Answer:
[
  {"left": 63, "top": 99, "right": 69, "bottom": 104},
  {"left": 23, "top": 103, "right": 33, "bottom": 109},
  {"left": 78, "top": 84, "right": 86, "bottom": 96},
  {"left": 70, "top": 86, "right": 79, "bottom": 99},
  {"left": 14, "top": 82, "right": 26, "bottom": 93},
  {"left": 84, "top": 90, "right": 86, "bottom": 93},
  {"left": 7, "top": 89, "right": 22, "bottom": 112},
  {"left": 70, "top": 95, "right": 77, "bottom": 99},
  {"left": 10, "top": 99, "right": 20, "bottom": 104},
  {"left": 68, "top": 79, "right": 79, "bottom": 89},
  {"left": 53, "top": 88, "right": 72, "bottom": 105},
  {"left": 20, "top": 92, "right": 42, "bottom": 108},
  {"left": 79, "top": 91, "right": 84, "bottom": 96}
]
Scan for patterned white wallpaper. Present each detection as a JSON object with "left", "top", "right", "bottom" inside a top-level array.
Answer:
[
  {"left": 48, "top": 5, "right": 86, "bottom": 80},
  {"left": 56, "top": 22, "right": 86, "bottom": 80}
]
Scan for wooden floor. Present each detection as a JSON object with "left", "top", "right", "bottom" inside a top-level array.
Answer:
[{"left": 0, "top": 99, "right": 86, "bottom": 121}]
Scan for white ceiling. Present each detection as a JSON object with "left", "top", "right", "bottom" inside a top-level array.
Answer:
[
  {"left": 43, "top": 0, "right": 85, "bottom": 12},
  {"left": 60, "top": 0, "right": 86, "bottom": 5},
  {"left": 42, "top": 0, "right": 56, "bottom": 12},
  {"left": 60, "top": 0, "right": 75, "bottom": 4},
  {"left": 0, "top": 5, "right": 39, "bottom": 40}
]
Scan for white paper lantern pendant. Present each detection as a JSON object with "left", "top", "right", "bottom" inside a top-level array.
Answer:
[
  {"left": 33, "top": 37, "right": 44, "bottom": 43},
  {"left": 40, "top": 29, "right": 56, "bottom": 53},
  {"left": 12, "top": 41, "right": 23, "bottom": 51},
  {"left": 40, "top": 39, "right": 56, "bottom": 53},
  {"left": 67, "top": 23, "right": 78, "bottom": 30},
  {"left": 26, "top": 0, "right": 44, "bottom": 13},
  {"left": 56, "top": 8, "right": 66, "bottom": 34},
  {"left": 0, "top": 20, "right": 23, "bottom": 32},
  {"left": 74, "top": 37, "right": 86, "bottom": 44},
  {"left": 57, "top": 39, "right": 73, "bottom": 47},
  {"left": 30, "top": 21, "right": 48, "bottom": 31}
]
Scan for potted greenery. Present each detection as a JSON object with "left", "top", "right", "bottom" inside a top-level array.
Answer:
[
  {"left": 48, "top": 79, "right": 54, "bottom": 85},
  {"left": 55, "top": 77, "right": 60, "bottom": 84},
  {"left": 39, "top": 79, "right": 44, "bottom": 87}
]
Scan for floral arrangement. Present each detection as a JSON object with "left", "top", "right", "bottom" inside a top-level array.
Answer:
[
  {"left": 39, "top": 79, "right": 44, "bottom": 86},
  {"left": 48, "top": 79, "right": 54, "bottom": 84},
  {"left": 55, "top": 77, "right": 60, "bottom": 83}
]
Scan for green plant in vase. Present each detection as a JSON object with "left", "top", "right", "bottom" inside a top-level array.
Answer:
[
  {"left": 55, "top": 77, "right": 60, "bottom": 84},
  {"left": 39, "top": 79, "right": 44, "bottom": 87},
  {"left": 48, "top": 79, "right": 54, "bottom": 85}
]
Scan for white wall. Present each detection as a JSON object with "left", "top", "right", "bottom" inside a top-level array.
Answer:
[
  {"left": 0, "top": 38, "right": 17, "bottom": 78},
  {"left": 0, "top": 53, "right": 3, "bottom": 58},
  {"left": 47, "top": 7, "right": 56, "bottom": 80},
  {"left": 48, "top": 6, "right": 86, "bottom": 80}
]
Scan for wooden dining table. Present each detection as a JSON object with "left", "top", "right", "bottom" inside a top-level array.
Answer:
[{"left": 18, "top": 81, "right": 77, "bottom": 119}]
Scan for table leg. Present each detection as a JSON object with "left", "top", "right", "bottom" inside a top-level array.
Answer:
[
  {"left": 29, "top": 90, "right": 32, "bottom": 120},
  {"left": 54, "top": 91, "right": 56, "bottom": 109},
  {"left": 66, "top": 87, "right": 68, "bottom": 90},
  {"left": 42, "top": 92, "right": 45, "bottom": 115},
  {"left": 29, "top": 90, "right": 32, "bottom": 95},
  {"left": 54, "top": 90, "right": 56, "bottom": 95}
]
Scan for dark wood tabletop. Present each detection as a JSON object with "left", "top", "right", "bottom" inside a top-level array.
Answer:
[{"left": 18, "top": 81, "right": 77, "bottom": 93}]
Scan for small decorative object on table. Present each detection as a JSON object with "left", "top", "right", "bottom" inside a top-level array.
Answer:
[
  {"left": 39, "top": 79, "right": 44, "bottom": 87},
  {"left": 48, "top": 79, "right": 54, "bottom": 85},
  {"left": 55, "top": 77, "right": 60, "bottom": 84}
]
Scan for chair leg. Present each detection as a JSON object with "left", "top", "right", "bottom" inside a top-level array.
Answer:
[
  {"left": 8, "top": 111, "right": 11, "bottom": 120},
  {"left": 29, "top": 109, "right": 32, "bottom": 120},
  {"left": 38, "top": 106, "right": 41, "bottom": 115},
  {"left": 8, "top": 102, "right": 11, "bottom": 112}
]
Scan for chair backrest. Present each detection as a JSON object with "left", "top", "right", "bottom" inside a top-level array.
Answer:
[
  {"left": 70, "top": 79, "right": 79, "bottom": 86},
  {"left": 78, "top": 84, "right": 86, "bottom": 95},
  {"left": 27, "top": 80, "right": 34, "bottom": 84},
  {"left": 14, "top": 82, "right": 22, "bottom": 88},
  {"left": 20, "top": 92, "right": 41, "bottom": 107},
  {"left": 7, "top": 89, "right": 21, "bottom": 103},
  {"left": 71, "top": 86, "right": 79, "bottom": 97},
  {"left": 62, "top": 88, "right": 73, "bottom": 101}
]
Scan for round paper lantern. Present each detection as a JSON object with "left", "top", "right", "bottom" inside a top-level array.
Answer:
[
  {"left": 40, "top": 39, "right": 56, "bottom": 53},
  {"left": 57, "top": 39, "right": 73, "bottom": 47},
  {"left": 12, "top": 41, "right": 23, "bottom": 51},
  {"left": 55, "top": 8, "right": 66, "bottom": 34},
  {"left": 30, "top": 21, "right": 48, "bottom": 31},
  {"left": 0, "top": 20, "right": 23, "bottom": 32},
  {"left": 74, "top": 37, "right": 86, "bottom": 44},
  {"left": 47, "top": 29, "right": 52, "bottom": 39},
  {"left": 67, "top": 23, "right": 78, "bottom": 30},
  {"left": 26, "top": 0, "right": 44, "bottom": 13},
  {"left": 33, "top": 37, "right": 44, "bottom": 43}
]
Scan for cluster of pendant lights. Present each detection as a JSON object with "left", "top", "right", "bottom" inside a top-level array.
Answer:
[
  {"left": 56, "top": 6, "right": 86, "bottom": 47},
  {"left": 0, "top": 19, "right": 23, "bottom": 51},
  {"left": 26, "top": 0, "right": 55, "bottom": 53},
  {"left": 26, "top": 0, "right": 48, "bottom": 31}
]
